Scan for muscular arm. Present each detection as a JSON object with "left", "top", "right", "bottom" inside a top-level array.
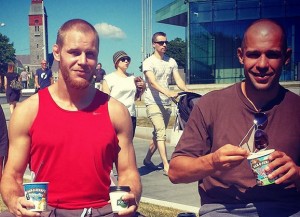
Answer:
[
  {"left": 169, "top": 145, "right": 249, "bottom": 183},
  {"left": 108, "top": 98, "right": 142, "bottom": 215},
  {"left": 169, "top": 104, "right": 249, "bottom": 184},
  {"left": 0, "top": 95, "right": 39, "bottom": 216},
  {"left": 144, "top": 70, "right": 178, "bottom": 98}
]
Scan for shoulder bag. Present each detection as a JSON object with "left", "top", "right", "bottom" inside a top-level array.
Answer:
[{"left": 10, "top": 79, "right": 23, "bottom": 91}]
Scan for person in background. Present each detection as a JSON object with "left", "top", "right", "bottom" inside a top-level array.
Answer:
[
  {"left": 142, "top": 31, "right": 189, "bottom": 175},
  {"left": 102, "top": 51, "right": 145, "bottom": 136},
  {"left": 35, "top": 59, "right": 53, "bottom": 91},
  {"left": 0, "top": 19, "right": 141, "bottom": 217},
  {"left": 94, "top": 62, "right": 106, "bottom": 90},
  {"left": 169, "top": 19, "right": 300, "bottom": 216},
  {"left": 20, "top": 69, "right": 30, "bottom": 89},
  {"left": 0, "top": 105, "right": 8, "bottom": 180},
  {"left": 4, "top": 62, "right": 21, "bottom": 114}
]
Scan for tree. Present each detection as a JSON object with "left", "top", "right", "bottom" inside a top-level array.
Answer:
[
  {"left": 166, "top": 37, "right": 186, "bottom": 69},
  {"left": 0, "top": 33, "right": 16, "bottom": 91}
]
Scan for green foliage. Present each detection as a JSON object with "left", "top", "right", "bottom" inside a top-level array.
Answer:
[
  {"left": 0, "top": 33, "right": 16, "bottom": 74},
  {"left": 166, "top": 38, "right": 186, "bottom": 69}
]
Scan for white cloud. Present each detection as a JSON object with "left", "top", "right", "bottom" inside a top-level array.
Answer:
[{"left": 94, "top": 23, "right": 126, "bottom": 40}]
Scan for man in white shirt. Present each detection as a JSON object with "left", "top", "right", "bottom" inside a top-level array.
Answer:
[{"left": 142, "top": 31, "right": 189, "bottom": 175}]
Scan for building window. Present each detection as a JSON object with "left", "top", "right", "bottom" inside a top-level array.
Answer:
[{"left": 35, "top": 20, "right": 39, "bottom": 32}]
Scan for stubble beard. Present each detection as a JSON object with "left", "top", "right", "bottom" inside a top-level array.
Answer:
[
  {"left": 61, "top": 68, "right": 92, "bottom": 90},
  {"left": 246, "top": 71, "right": 281, "bottom": 93}
]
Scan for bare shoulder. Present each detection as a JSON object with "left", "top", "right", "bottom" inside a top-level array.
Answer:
[
  {"left": 108, "top": 97, "right": 129, "bottom": 118},
  {"left": 107, "top": 97, "right": 130, "bottom": 127}
]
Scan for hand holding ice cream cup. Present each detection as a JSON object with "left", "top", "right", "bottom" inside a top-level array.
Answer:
[
  {"left": 23, "top": 182, "right": 49, "bottom": 212},
  {"left": 247, "top": 149, "right": 277, "bottom": 186},
  {"left": 23, "top": 162, "right": 49, "bottom": 212}
]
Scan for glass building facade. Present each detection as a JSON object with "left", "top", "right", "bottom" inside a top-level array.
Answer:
[{"left": 156, "top": 0, "right": 300, "bottom": 84}]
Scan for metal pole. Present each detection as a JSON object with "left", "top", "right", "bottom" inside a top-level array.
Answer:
[
  {"left": 149, "top": 0, "right": 152, "bottom": 57},
  {"left": 141, "top": 0, "right": 144, "bottom": 64},
  {"left": 186, "top": 1, "right": 190, "bottom": 84},
  {"left": 42, "top": 0, "right": 47, "bottom": 61}
]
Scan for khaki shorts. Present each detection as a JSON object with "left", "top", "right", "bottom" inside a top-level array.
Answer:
[{"left": 146, "top": 104, "right": 172, "bottom": 142}]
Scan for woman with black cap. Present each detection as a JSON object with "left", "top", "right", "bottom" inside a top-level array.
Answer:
[{"left": 102, "top": 51, "right": 145, "bottom": 136}]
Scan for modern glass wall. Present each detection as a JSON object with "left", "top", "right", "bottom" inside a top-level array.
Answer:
[{"left": 188, "top": 0, "right": 300, "bottom": 84}]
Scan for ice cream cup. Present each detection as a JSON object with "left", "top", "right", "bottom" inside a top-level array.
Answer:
[
  {"left": 109, "top": 186, "right": 130, "bottom": 213},
  {"left": 247, "top": 149, "right": 276, "bottom": 186},
  {"left": 23, "top": 182, "right": 48, "bottom": 212}
]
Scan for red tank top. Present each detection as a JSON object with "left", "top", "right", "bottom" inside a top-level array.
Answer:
[{"left": 29, "top": 88, "right": 118, "bottom": 209}]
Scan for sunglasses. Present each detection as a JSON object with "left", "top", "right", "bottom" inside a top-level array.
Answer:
[
  {"left": 239, "top": 112, "right": 269, "bottom": 152},
  {"left": 154, "top": 41, "right": 169, "bottom": 46},
  {"left": 120, "top": 57, "right": 131, "bottom": 62}
]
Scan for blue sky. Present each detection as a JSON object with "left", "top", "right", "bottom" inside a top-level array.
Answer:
[{"left": 0, "top": 0, "right": 185, "bottom": 76}]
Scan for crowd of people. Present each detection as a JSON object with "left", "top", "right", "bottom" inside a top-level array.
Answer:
[{"left": 0, "top": 18, "right": 299, "bottom": 217}]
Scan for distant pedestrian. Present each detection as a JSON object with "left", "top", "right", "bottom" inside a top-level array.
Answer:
[
  {"left": 142, "top": 32, "right": 189, "bottom": 175},
  {"left": 35, "top": 59, "right": 53, "bottom": 91},
  {"left": 4, "top": 62, "right": 21, "bottom": 114},
  {"left": 20, "top": 69, "right": 30, "bottom": 89},
  {"left": 0, "top": 104, "right": 8, "bottom": 181},
  {"left": 94, "top": 62, "right": 106, "bottom": 90},
  {"left": 102, "top": 51, "right": 145, "bottom": 136}
]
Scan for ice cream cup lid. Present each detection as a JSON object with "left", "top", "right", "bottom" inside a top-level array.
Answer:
[{"left": 109, "top": 186, "right": 130, "bottom": 192}]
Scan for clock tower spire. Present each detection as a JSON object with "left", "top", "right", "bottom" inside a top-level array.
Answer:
[{"left": 29, "top": 0, "right": 49, "bottom": 72}]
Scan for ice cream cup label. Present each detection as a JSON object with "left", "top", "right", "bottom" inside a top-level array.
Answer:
[
  {"left": 23, "top": 182, "right": 48, "bottom": 212},
  {"left": 247, "top": 149, "right": 276, "bottom": 186}
]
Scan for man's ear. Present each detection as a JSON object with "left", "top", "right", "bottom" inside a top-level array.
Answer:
[
  {"left": 237, "top": 47, "right": 244, "bottom": 64},
  {"left": 52, "top": 44, "right": 60, "bottom": 62},
  {"left": 284, "top": 48, "right": 292, "bottom": 65}
]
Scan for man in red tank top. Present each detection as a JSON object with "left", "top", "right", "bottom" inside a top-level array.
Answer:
[{"left": 0, "top": 19, "right": 142, "bottom": 217}]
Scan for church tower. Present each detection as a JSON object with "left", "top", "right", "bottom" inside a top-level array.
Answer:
[{"left": 28, "top": 0, "right": 49, "bottom": 72}]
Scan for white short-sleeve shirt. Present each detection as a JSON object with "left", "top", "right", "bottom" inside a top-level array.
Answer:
[
  {"left": 143, "top": 54, "right": 178, "bottom": 105},
  {"left": 104, "top": 72, "right": 137, "bottom": 117}
]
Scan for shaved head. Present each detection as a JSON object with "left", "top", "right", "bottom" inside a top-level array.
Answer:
[{"left": 242, "top": 19, "right": 287, "bottom": 52}]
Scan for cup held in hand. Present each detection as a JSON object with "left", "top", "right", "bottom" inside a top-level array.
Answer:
[
  {"left": 247, "top": 149, "right": 276, "bottom": 186},
  {"left": 23, "top": 182, "right": 49, "bottom": 212},
  {"left": 109, "top": 186, "right": 130, "bottom": 213}
]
